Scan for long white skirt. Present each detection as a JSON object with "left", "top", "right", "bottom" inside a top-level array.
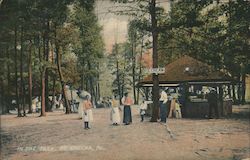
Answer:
[
  {"left": 78, "top": 102, "right": 83, "bottom": 118},
  {"left": 83, "top": 109, "right": 93, "bottom": 122},
  {"left": 111, "top": 107, "right": 120, "bottom": 124}
]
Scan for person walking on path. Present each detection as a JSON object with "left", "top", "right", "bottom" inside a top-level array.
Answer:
[
  {"left": 207, "top": 88, "right": 219, "bottom": 119},
  {"left": 82, "top": 95, "right": 93, "bottom": 129},
  {"left": 111, "top": 95, "right": 121, "bottom": 125},
  {"left": 159, "top": 89, "right": 168, "bottom": 123},
  {"left": 139, "top": 100, "right": 147, "bottom": 122},
  {"left": 121, "top": 92, "right": 133, "bottom": 125}
]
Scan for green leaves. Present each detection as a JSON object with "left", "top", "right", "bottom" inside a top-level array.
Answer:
[
  {"left": 70, "top": 0, "right": 104, "bottom": 90},
  {"left": 158, "top": 0, "right": 249, "bottom": 78}
]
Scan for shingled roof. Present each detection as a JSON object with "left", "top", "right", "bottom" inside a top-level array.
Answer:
[{"left": 140, "top": 55, "right": 233, "bottom": 85}]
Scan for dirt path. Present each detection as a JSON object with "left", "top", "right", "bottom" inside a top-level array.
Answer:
[{"left": 1, "top": 105, "right": 250, "bottom": 160}]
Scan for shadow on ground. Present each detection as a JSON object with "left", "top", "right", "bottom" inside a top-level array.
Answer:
[{"left": 0, "top": 129, "right": 17, "bottom": 159}]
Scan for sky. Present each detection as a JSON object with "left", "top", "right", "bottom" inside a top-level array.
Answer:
[{"left": 94, "top": 0, "right": 170, "bottom": 53}]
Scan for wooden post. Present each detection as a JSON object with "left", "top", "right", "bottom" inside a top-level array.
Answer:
[
  {"left": 218, "top": 86, "right": 223, "bottom": 117},
  {"left": 182, "top": 83, "right": 189, "bottom": 117}
]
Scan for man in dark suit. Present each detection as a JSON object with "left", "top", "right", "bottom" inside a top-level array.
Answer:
[{"left": 207, "top": 88, "right": 219, "bottom": 119}]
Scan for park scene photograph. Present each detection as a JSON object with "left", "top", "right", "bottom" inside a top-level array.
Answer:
[{"left": 0, "top": 0, "right": 250, "bottom": 160}]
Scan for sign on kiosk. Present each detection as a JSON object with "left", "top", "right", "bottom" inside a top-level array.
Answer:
[{"left": 147, "top": 68, "right": 165, "bottom": 75}]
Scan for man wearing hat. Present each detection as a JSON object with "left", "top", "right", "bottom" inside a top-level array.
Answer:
[{"left": 207, "top": 88, "right": 219, "bottom": 119}]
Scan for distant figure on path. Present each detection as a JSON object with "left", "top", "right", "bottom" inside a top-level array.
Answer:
[
  {"left": 207, "top": 88, "right": 219, "bottom": 119},
  {"left": 111, "top": 95, "right": 121, "bottom": 125},
  {"left": 139, "top": 100, "right": 147, "bottom": 122},
  {"left": 168, "top": 97, "right": 177, "bottom": 118},
  {"left": 121, "top": 92, "right": 133, "bottom": 125},
  {"left": 159, "top": 89, "right": 168, "bottom": 123},
  {"left": 82, "top": 95, "right": 93, "bottom": 129},
  {"left": 175, "top": 99, "right": 182, "bottom": 119}
]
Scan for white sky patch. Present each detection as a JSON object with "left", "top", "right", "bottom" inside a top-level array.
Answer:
[
  {"left": 102, "top": 18, "right": 128, "bottom": 52},
  {"left": 95, "top": 0, "right": 170, "bottom": 53}
]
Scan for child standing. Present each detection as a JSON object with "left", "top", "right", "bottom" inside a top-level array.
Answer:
[
  {"left": 139, "top": 100, "right": 147, "bottom": 122},
  {"left": 82, "top": 95, "right": 93, "bottom": 129}
]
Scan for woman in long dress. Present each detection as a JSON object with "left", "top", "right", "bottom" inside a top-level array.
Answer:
[
  {"left": 159, "top": 89, "right": 168, "bottom": 123},
  {"left": 122, "top": 92, "right": 133, "bottom": 125},
  {"left": 82, "top": 95, "right": 93, "bottom": 129},
  {"left": 111, "top": 96, "right": 121, "bottom": 125}
]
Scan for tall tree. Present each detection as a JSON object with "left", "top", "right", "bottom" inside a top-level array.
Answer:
[
  {"left": 158, "top": 0, "right": 249, "bottom": 104},
  {"left": 72, "top": 0, "right": 104, "bottom": 105},
  {"left": 108, "top": 43, "right": 132, "bottom": 102},
  {"left": 111, "top": 0, "right": 166, "bottom": 121}
]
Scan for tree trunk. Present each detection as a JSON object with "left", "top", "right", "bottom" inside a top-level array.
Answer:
[
  {"left": 227, "top": 85, "right": 232, "bottom": 99},
  {"left": 232, "top": 84, "right": 236, "bottom": 103},
  {"left": 40, "top": 68, "right": 46, "bottom": 116},
  {"left": 237, "top": 82, "right": 242, "bottom": 104},
  {"left": 218, "top": 86, "right": 223, "bottom": 117},
  {"left": 51, "top": 41, "right": 56, "bottom": 111},
  {"left": 115, "top": 44, "right": 122, "bottom": 104},
  {"left": 44, "top": 21, "right": 50, "bottom": 112},
  {"left": 80, "top": 74, "right": 84, "bottom": 90},
  {"left": 6, "top": 46, "right": 10, "bottom": 113},
  {"left": 145, "top": 87, "right": 149, "bottom": 100},
  {"left": 85, "top": 79, "right": 89, "bottom": 91},
  {"left": 132, "top": 38, "right": 137, "bottom": 104},
  {"left": 181, "top": 83, "right": 189, "bottom": 117},
  {"left": 87, "top": 60, "right": 96, "bottom": 106},
  {"left": 137, "top": 38, "right": 144, "bottom": 103},
  {"left": 45, "top": 72, "right": 49, "bottom": 111},
  {"left": 28, "top": 44, "right": 33, "bottom": 113},
  {"left": 91, "top": 82, "right": 96, "bottom": 106},
  {"left": 0, "top": 79, "right": 5, "bottom": 114},
  {"left": 14, "top": 26, "right": 21, "bottom": 117},
  {"left": 150, "top": 0, "right": 159, "bottom": 122},
  {"left": 20, "top": 25, "right": 26, "bottom": 117},
  {"left": 51, "top": 78, "right": 56, "bottom": 110},
  {"left": 56, "top": 45, "right": 70, "bottom": 114},
  {"left": 241, "top": 73, "right": 246, "bottom": 104},
  {"left": 97, "top": 82, "right": 100, "bottom": 101},
  {"left": 95, "top": 85, "right": 98, "bottom": 102}
]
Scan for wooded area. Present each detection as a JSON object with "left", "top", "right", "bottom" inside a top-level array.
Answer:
[
  {"left": 110, "top": 0, "right": 249, "bottom": 121},
  {"left": 0, "top": 0, "right": 104, "bottom": 116},
  {"left": 0, "top": 0, "right": 249, "bottom": 118}
]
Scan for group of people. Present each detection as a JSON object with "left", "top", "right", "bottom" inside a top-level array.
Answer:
[
  {"left": 79, "top": 87, "right": 221, "bottom": 129},
  {"left": 159, "top": 89, "right": 182, "bottom": 123},
  {"left": 80, "top": 92, "right": 134, "bottom": 130},
  {"left": 80, "top": 90, "right": 185, "bottom": 129}
]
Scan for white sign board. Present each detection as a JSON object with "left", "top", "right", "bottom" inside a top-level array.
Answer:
[{"left": 147, "top": 68, "right": 165, "bottom": 75}]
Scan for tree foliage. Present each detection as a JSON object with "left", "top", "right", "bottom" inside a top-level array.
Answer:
[{"left": 0, "top": 0, "right": 105, "bottom": 114}]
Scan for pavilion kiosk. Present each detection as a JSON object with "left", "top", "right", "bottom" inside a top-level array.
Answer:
[{"left": 138, "top": 56, "right": 235, "bottom": 118}]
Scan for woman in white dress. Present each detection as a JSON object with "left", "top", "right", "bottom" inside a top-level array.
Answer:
[
  {"left": 77, "top": 90, "right": 91, "bottom": 119},
  {"left": 111, "top": 96, "right": 121, "bottom": 125}
]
